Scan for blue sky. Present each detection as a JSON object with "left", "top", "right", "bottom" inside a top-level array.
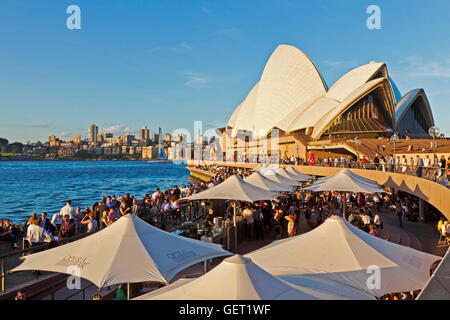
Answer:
[{"left": 1, "top": 0, "right": 449, "bottom": 143}]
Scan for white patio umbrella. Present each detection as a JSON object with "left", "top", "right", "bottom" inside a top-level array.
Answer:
[
  {"left": 274, "top": 167, "right": 313, "bottom": 182},
  {"left": 285, "top": 167, "right": 314, "bottom": 181},
  {"left": 134, "top": 255, "right": 373, "bottom": 300},
  {"left": 247, "top": 216, "right": 441, "bottom": 297},
  {"left": 261, "top": 169, "right": 303, "bottom": 187},
  {"left": 244, "top": 172, "right": 292, "bottom": 192},
  {"left": 12, "top": 215, "right": 232, "bottom": 297},
  {"left": 416, "top": 248, "right": 450, "bottom": 300},
  {"left": 302, "top": 169, "right": 385, "bottom": 218},
  {"left": 187, "top": 175, "right": 278, "bottom": 253}
]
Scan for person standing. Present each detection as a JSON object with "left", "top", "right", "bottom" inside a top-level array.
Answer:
[
  {"left": 252, "top": 203, "right": 264, "bottom": 240},
  {"left": 388, "top": 154, "right": 395, "bottom": 172},
  {"left": 401, "top": 155, "right": 408, "bottom": 174},
  {"left": 242, "top": 205, "right": 255, "bottom": 241},
  {"left": 273, "top": 208, "right": 284, "bottom": 239},
  {"left": 59, "top": 201, "right": 75, "bottom": 220},
  {"left": 204, "top": 208, "right": 215, "bottom": 236},
  {"left": 423, "top": 155, "right": 431, "bottom": 179},
  {"left": 395, "top": 202, "right": 403, "bottom": 228},
  {"left": 374, "top": 154, "right": 380, "bottom": 171},
  {"left": 285, "top": 213, "right": 297, "bottom": 237},
  {"left": 415, "top": 155, "right": 424, "bottom": 177},
  {"left": 131, "top": 199, "right": 141, "bottom": 216}
]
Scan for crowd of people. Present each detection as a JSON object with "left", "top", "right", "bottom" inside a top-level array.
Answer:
[
  {"left": 0, "top": 178, "right": 232, "bottom": 251},
  {"left": 4, "top": 161, "right": 447, "bottom": 300}
]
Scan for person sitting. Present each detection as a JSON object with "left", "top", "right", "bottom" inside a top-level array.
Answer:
[
  {"left": 361, "top": 211, "right": 371, "bottom": 232},
  {"left": 15, "top": 290, "right": 26, "bottom": 300},
  {"left": 27, "top": 219, "right": 56, "bottom": 247},
  {"left": 39, "top": 212, "right": 55, "bottom": 234},
  {"left": 81, "top": 212, "right": 98, "bottom": 233},
  {"left": 369, "top": 224, "right": 379, "bottom": 237},
  {"left": 50, "top": 212, "right": 63, "bottom": 231},
  {"left": 58, "top": 215, "right": 76, "bottom": 240},
  {"left": 119, "top": 201, "right": 131, "bottom": 216},
  {"left": 0, "top": 220, "right": 18, "bottom": 248}
]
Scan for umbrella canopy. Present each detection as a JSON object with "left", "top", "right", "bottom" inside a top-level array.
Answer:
[
  {"left": 285, "top": 167, "right": 314, "bottom": 181},
  {"left": 274, "top": 167, "right": 313, "bottom": 182},
  {"left": 416, "top": 248, "right": 450, "bottom": 300},
  {"left": 261, "top": 169, "right": 303, "bottom": 187},
  {"left": 303, "top": 169, "right": 385, "bottom": 193},
  {"left": 134, "top": 255, "right": 370, "bottom": 300},
  {"left": 187, "top": 174, "right": 278, "bottom": 202},
  {"left": 12, "top": 215, "right": 232, "bottom": 288},
  {"left": 246, "top": 216, "right": 441, "bottom": 297},
  {"left": 244, "top": 172, "right": 292, "bottom": 192}
]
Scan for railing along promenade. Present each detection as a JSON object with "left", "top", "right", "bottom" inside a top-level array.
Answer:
[
  {"left": 0, "top": 202, "right": 204, "bottom": 298},
  {"left": 187, "top": 160, "right": 450, "bottom": 221}
]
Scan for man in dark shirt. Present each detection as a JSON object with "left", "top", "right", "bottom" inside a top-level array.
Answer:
[
  {"left": 39, "top": 212, "right": 55, "bottom": 233},
  {"left": 205, "top": 208, "right": 215, "bottom": 236},
  {"left": 173, "top": 186, "right": 181, "bottom": 199},
  {"left": 124, "top": 193, "right": 133, "bottom": 208},
  {"left": 58, "top": 215, "right": 76, "bottom": 239}
]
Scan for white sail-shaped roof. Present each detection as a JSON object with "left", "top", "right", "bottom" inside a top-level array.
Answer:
[
  {"left": 225, "top": 44, "right": 428, "bottom": 140},
  {"left": 253, "top": 45, "right": 327, "bottom": 134},
  {"left": 229, "top": 82, "right": 259, "bottom": 136},
  {"left": 395, "top": 88, "right": 434, "bottom": 127},
  {"left": 311, "top": 78, "right": 387, "bottom": 139},
  {"left": 326, "top": 62, "right": 385, "bottom": 102}
]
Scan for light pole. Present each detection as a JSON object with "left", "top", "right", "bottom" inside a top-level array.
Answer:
[
  {"left": 321, "top": 144, "right": 326, "bottom": 161},
  {"left": 354, "top": 137, "right": 361, "bottom": 167},
  {"left": 390, "top": 133, "right": 399, "bottom": 172},
  {"left": 428, "top": 126, "right": 440, "bottom": 161}
]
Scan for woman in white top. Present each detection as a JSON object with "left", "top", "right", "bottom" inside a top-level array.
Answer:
[
  {"left": 380, "top": 157, "right": 386, "bottom": 172},
  {"left": 401, "top": 156, "right": 408, "bottom": 174},
  {"left": 423, "top": 155, "right": 431, "bottom": 178},
  {"left": 81, "top": 212, "right": 98, "bottom": 233}
]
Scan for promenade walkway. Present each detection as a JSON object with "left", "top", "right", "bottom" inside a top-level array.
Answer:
[{"left": 187, "top": 161, "right": 450, "bottom": 221}]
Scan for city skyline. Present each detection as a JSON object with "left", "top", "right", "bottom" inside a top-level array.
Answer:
[{"left": 1, "top": 1, "right": 450, "bottom": 143}]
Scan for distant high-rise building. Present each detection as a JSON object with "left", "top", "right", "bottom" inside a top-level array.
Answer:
[
  {"left": 164, "top": 133, "right": 172, "bottom": 142},
  {"left": 157, "top": 127, "right": 167, "bottom": 160},
  {"left": 140, "top": 126, "right": 150, "bottom": 141},
  {"left": 88, "top": 124, "right": 98, "bottom": 143},
  {"left": 151, "top": 133, "right": 159, "bottom": 144},
  {"left": 119, "top": 134, "right": 135, "bottom": 146}
]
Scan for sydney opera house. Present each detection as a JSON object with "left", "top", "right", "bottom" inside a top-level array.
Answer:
[{"left": 220, "top": 45, "right": 436, "bottom": 160}]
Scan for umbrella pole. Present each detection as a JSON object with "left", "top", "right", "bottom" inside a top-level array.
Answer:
[
  {"left": 343, "top": 193, "right": 347, "bottom": 220},
  {"left": 233, "top": 202, "right": 238, "bottom": 254},
  {"left": 127, "top": 283, "right": 131, "bottom": 300}
]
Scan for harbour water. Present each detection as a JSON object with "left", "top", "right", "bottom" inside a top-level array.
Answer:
[{"left": 0, "top": 161, "right": 191, "bottom": 223}]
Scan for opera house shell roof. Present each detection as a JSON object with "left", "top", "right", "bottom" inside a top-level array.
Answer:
[{"left": 226, "top": 45, "right": 435, "bottom": 140}]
